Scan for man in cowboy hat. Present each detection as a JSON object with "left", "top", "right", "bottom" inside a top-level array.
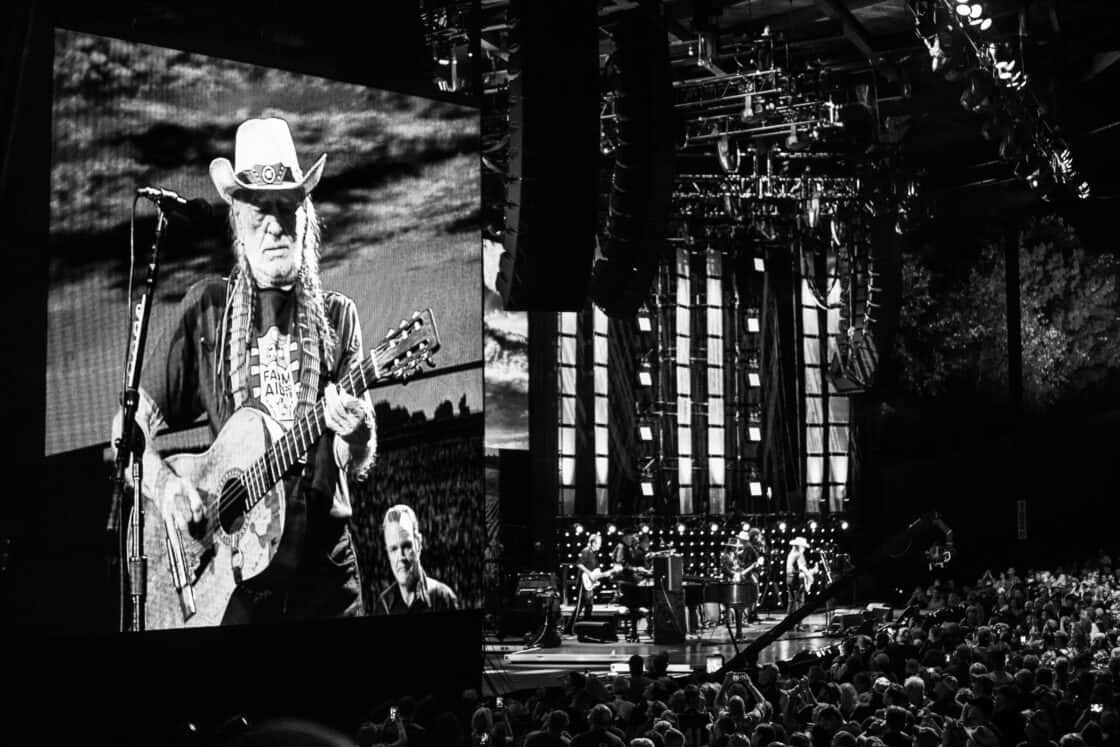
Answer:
[
  {"left": 113, "top": 117, "right": 375, "bottom": 623},
  {"left": 786, "top": 536, "right": 814, "bottom": 622}
]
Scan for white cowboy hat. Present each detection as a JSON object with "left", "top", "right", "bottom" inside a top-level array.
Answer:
[
  {"left": 790, "top": 536, "right": 809, "bottom": 548},
  {"left": 209, "top": 117, "right": 326, "bottom": 204}
]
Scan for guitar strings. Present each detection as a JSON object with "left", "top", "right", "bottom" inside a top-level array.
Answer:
[{"left": 202, "top": 326, "right": 419, "bottom": 528}]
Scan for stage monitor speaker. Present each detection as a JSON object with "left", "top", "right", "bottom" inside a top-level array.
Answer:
[
  {"left": 652, "top": 553, "right": 682, "bottom": 592},
  {"left": 574, "top": 619, "right": 618, "bottom": 643},
  {"left": 652, "top": 588, "right": 686, "bottom": 644}
]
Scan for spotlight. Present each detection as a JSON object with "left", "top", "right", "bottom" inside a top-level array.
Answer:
[
  {"left": 574, "top": 523, "right": 584, "bottom": 535},
  {"left": 607, "top": 524, "right": 617, "bottom": 535},
  {"left": 710, "top": 522, "right": 720, "bottom": 532},
  {"left": 746, "top": 307, "right": 760, "bottom": 333},
  {"left": 841, "top": 520, "right": 850, "bottom": 531},
  {"left": 969, "top": 3, "right": 983, "bottom": 20},
  {"left": 809, "top": 520, "right": 818, "bottom": 531},
  {"left": 955, "top": 3, "right": 971, "bottom": 16},
  {"left": 677, "top": 523, "right": 686, "bottom": 535},
  {"left": 641, "top": 524, "right": 651, "bottom": 534},
  {"left": 637, "top": 306, "right": 653, "bottom": 333},
  {"left": 742, "top": 522, "right": 750, "bottom": 531},
  {"left": 717, "top": 135, "right": 740, "bottom": 174},
  {"left": 778, "top": 521, "right": 787, "bottom": 532}
]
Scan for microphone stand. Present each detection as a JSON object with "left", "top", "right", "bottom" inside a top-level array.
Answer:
[{"left": 106, "top": 209, "right": 167, "bottom": 633}]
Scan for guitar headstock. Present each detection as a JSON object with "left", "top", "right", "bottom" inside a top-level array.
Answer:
[{"left": 371, "top": 309, "right": 440, "bottom": 384}]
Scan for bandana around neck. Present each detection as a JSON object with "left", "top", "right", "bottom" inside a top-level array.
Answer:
[{"left": 225, "top": 265, "right": 325, "bottom": 424}]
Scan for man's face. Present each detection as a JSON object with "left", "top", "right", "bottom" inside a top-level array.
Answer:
[
  {"left": 234, "top": 193, "right": 305, "bottom": 288},
  {"left": 384, "top": 516, "right": 422, "bottom": 589}
]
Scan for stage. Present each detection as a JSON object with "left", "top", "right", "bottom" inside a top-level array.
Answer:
[{"left": 481, "top": 603, "right": 890, "bottom": 695}]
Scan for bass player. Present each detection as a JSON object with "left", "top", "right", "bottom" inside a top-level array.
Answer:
[{"left": 111, "top": 117, "right": 375, "bottom": 624}]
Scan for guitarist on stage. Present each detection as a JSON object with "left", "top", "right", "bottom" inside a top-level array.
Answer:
[
  {"left": 785, "top": 536, "right": 814, "bottom": 628},
  {"left": 570, "top": 531, "right": 603, "bottom": 632},
  {"left": 740, "top": 528, "right": 766, "bottom": 623},
  {"left": 111, "top": 117, "right": 375, "bottom": 624}
]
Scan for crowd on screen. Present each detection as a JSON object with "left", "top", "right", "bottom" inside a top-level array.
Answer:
[
  {"left": 350, "top": 430, "right": 484, "bottom": 612},
  {"left": 353, "top": 554, "right": 1120, "bottom": 747}
]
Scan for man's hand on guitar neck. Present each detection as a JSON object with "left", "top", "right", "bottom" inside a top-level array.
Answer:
[{"left": 323, "top": 383, "right": 373, "bottom": 445}]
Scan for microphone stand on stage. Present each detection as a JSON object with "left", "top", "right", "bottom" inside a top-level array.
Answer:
[{"left": 105, "top": 205, "right": 188, "bottom": 633}]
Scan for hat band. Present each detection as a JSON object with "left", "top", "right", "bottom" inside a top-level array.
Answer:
[{"left": 237, "top": 162, "right": 296, "bottom": 186}]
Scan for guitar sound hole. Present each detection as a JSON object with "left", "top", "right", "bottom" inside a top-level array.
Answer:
[{"left": 218, "top": 478, "right": 248, "bottom": 534}]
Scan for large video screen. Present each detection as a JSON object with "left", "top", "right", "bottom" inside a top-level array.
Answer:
[{"left": 46, "top": 29, "right": 483, "bottom": 628}]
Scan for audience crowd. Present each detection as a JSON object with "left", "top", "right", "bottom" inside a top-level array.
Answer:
[
  {"left": 355, "top": 556, "right": 1120, "bottom": 747},
  {"left": 350, "top": 420, "right": 484, "bottom": 612}
]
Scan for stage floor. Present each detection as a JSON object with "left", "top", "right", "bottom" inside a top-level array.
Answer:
[{"left": 482, "top": 604, "right": 881, "bottom": 696}]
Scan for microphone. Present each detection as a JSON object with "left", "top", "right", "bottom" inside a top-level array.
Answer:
[{"left": 136, "top": 187, "right": 212, "bottom": 222}]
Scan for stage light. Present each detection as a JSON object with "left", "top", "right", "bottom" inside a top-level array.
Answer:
[
  {"left": 841, "top": 520, "right": 850, "bottom": 530},
  {"left": 717, "top": 135, "right": 740, "bottom": 174},
  {"left": 637, "top": 307, "right": 652, "bottom": 333},
  {"left": 641, "top": 524, "right": 651, "bottom": 534},
  {"left": 639, "top": 425, "right": 654, "bottom": 441},
  {"left": 754, "top": 256, "right": 765, "bottom": 272},
  {"left": 710, "top": 522, "right": 720, "bottom": 533},
  {"left": 970, "top": 3, "right": 983, "bottom": 19},
  {"left": 607, "top": 524, "right": 617, "bottom": 535},
  {"left": 574, "top": 523, "right": 584, "bottom": 535},
  {"left": 677, "top": 523, "right": 686, "bottom": 535},
  {"left": 746, "top": 307, "right": 760, "bottom": 333},
  {"left": 955, "top": 3, "right": 971, "bottom": 16},
  {"left": 778, "top": 521, "right": 787, "bottom": 532},
  {"left": 741, "top": 521, "right": 750, "bottom": 531},
  {"left": 809, "top": 520, "right": 818, "bottom": 531}
]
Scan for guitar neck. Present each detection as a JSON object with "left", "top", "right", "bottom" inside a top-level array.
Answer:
[{"left": 242, "top": 344, "right": 385, "bottom": 508}]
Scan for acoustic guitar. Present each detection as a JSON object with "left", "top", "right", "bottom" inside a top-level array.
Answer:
[{"left": 133, "top": 310, "right": 440, "bottom": 629}]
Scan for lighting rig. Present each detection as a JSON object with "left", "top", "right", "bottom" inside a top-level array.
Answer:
[
  {"left": 419, "top": 0, "right": 475, "bottom": 94},
  {"left": 914, "top": 0, "right": 1091, "bottom": 200}
]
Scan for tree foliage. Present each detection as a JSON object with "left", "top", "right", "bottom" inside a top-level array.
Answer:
[{"left": 896, "top": 215, "right": 1120, "bottom": 411}]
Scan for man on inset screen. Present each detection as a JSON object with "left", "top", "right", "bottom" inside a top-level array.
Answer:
[
  {"left": 112, "top": 117, "right": 375, "bottom": 625},
  {"left": 377, "top": 503, "right": 458, "bottom": 614}
]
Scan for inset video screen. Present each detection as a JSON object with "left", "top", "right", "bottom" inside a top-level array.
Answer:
[{"left": 47, "top": 29, "right": 483, "bottom": 627}]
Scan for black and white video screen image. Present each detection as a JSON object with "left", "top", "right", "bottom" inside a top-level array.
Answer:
[{"left": 46, "top": 30, "right": 484, "bottom": 628}]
